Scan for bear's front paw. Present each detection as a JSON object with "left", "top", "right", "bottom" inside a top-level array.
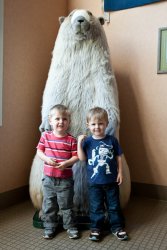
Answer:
[{"left": 39, "top": 120, "right": 51, "bottom": 132}]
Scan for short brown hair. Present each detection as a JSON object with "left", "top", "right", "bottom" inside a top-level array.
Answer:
[
  {"left": 86, "top": 107, "right": 109, "bottom": 124},
  {"left": 49, "top": 104, "right": 71, "bottom": 118}
]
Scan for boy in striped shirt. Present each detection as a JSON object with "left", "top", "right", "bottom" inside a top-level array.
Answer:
[{"left": 37, "top": 104, "right": 79, "bottom": 240}]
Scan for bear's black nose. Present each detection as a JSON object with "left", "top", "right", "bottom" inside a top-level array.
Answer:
[
  {"left": 76, "top": 16, "right": 86, "bottom": 23},
  {"left": 78, "top": 19, "right": 84, "bottom": 23}
]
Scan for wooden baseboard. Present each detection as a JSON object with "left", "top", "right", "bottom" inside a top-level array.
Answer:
[
  {"left": 131, "top": 182, "right": 167, "bottom": 200},
  {"left": 0, "top": 185, "right": 29, "bottom": 209}
]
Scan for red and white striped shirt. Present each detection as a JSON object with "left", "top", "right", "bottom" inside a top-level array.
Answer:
[{"left": 37, "top": 131, "right": 77, "bottom": 178}]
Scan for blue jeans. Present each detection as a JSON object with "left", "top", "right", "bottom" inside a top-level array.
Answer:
[{"left": 88, "top": 183, "right": 125, "bottom": 233}]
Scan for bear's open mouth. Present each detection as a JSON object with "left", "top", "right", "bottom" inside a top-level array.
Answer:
[
  {"left": 76, "top": 30, "right": 85, "bottom": 35},
  {"left": 75, "top": 32, "right": 87, "bottom": 40}
]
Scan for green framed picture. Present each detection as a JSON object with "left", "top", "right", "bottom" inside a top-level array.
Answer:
[{"left": 157, "top": 27, "right": 167, "bottom": 74}]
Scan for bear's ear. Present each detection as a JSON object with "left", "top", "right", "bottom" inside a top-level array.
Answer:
[
  {"left": 59, "top": 16, "right": 66, "bottom": 25},
  {"left": 98, "top": 17, "right": 105, "bottom": 25}
]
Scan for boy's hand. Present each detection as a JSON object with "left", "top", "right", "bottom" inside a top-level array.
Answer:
[
  {"left": 45, "top": 157, "right": 58, "bottom": 166},
  {"left": 78, "top": 134, "right": 87, "bottom": 144},
  {"left": 55, "top": 161, "right": 67, "bottom": 170},
  {"left": 117, "top": 171, "right": 123, "bottom": 185}
]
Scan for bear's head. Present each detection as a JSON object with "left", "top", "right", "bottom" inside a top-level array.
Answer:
[{"left": 58, "top": 9, "right": 105, "bottom": 41}]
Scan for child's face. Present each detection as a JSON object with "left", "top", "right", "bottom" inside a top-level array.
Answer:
[
  {"left": 87, "top": 117, "right": 108, "bottom": 139},
  {"left": 49, "top": 110, "right": 70, "bottom": 136}
]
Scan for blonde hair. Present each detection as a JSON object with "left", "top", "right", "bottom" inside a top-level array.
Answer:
[
  {"left": 49, "top": 104, "right": 71, "bottom": 118},
  {"left": 86, "top": 107, "right": 109, "bottom": 124}
]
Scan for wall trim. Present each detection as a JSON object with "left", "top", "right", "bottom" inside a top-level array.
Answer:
[
  {"left": 1, "top": 182, "right": 167, "bottom": 210},
  {"left": 131, "top": 182, "right": 167, "bottom": 201},
  {"left": 0, "top": 185, "right": 29, "bottom": 209}
]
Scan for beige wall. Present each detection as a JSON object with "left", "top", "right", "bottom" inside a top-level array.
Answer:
[
  {"left": 1, "top": 0, "right": 167, "bottom": 195},
  {"left": 68, "top": 0, "right": 167, "bottom": 187},
  {"left": 0, "top": 0, "right": 67, "bottom": 193}
]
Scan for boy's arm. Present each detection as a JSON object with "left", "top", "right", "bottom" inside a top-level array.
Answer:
[
  {"left": 37, "top": 149, "right": 57, "bottom": 166},
  {"left": 77, "top": 135, "right": 87, "bottom": 161},
  {"left": 116, "top": 155, "right": 123, "bottom": 185}
]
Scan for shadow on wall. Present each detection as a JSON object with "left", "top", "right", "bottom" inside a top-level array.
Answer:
[{"left": 116, "top": 73, "right": 153, "bottom": 186}]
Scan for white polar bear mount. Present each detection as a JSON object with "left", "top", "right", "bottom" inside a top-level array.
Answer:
[{"left": 29, "top": 9, "right": 131, "bottom": 217}]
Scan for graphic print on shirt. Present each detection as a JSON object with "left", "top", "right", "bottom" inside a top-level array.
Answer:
[{"left": 88, "top": 141, "right": 114, "bottom": 179}]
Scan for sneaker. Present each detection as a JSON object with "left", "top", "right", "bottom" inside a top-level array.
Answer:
[
  {"left": 67, "top": 228, "right": 79, "bottom": 239},
  {"left": 89, "top": 230, "right": 101, "bottom": 241},
  {"left": 43, "top": 228, "right": 56, "bottom": 239},
  {"left": 112, "top": 229, "right": 128, "bottom": 241}
]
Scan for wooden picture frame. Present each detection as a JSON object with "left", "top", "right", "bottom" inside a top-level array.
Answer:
[{"left": 157, "top": 27, "right": 167, "bottom": 74}]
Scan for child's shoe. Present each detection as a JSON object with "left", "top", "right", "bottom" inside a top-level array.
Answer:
[
  {"left": 89, "top": 230, "right": 101, "bottom": 241},
  {"left": 112, "top": 229, "right": 128, "bottom": 241},
  {"left": 43, "top": 228, "right": 56, "bottom": 239},
  {"left": 67, "top": 228, "right": 79, "bottom": 239}
]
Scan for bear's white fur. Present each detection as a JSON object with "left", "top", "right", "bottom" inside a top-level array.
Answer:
[{"left": 29, "top": 9, "right": 131, "bottom": 213}]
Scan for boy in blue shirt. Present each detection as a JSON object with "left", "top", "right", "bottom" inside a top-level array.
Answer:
[{"left": 78, "top": 107, "right": 128, "bottom": 241}]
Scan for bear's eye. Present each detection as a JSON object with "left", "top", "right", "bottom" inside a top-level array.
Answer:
[
  {"left": 69, "top": 10, "right": 75, "bottom": 17},
  {"left": 87, "top": 11, "right": 92, "bottom": 16}
]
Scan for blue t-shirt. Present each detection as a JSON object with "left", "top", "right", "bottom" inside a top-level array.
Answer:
[{"left": 82, "top": 135, "right": 123, "bottom": 185}]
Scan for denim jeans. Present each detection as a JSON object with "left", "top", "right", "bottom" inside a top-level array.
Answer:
[
  {"left": 88, "top": 183, "right": 125, "bottom": 233},
  {"left": 42, "top": 175, "right": 76, "bottom": 230}
]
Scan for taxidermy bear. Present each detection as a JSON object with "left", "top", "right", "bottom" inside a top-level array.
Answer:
[{"left": 29, "top": 9, "right": 131, "bottom": 214}]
